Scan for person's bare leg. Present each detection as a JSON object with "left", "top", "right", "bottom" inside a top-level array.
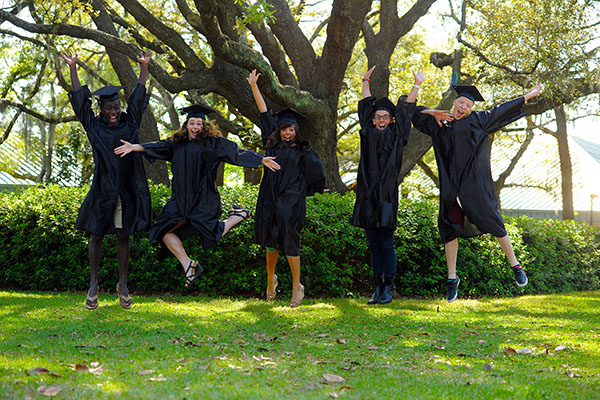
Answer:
[
  {"left": 496, "top": 235, "right": 519, "bottom": 266},
  {"left": 445, "top": 238, "right": 459, "bottom": 279},
  {"left": 222, "top": 215, "right": 244, "bottom": 236},
  {"left": 287, "top": 256, "right": 304, "bottom": 307},
  {"left": 88, "top": 234, "right": 104, "bottom": 299},
  {"left": 115, "top": 229, "right": 130, "bottom": 298},
  {"left": 286, "top": 256, "right": 301, "bottom": 291},
  {"left": 161, "top": 220, "right": 193, "bottom": 273},
  {"left": 266, "top": 250, "right": 278, "bottom": 299}
]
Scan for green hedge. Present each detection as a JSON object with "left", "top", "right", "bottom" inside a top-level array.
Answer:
[{"left": 1, "top": 184, "right": 599, "bottom": 298}]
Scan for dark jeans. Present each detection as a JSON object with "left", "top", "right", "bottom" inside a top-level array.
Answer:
[{"left": 364, "top": 227, "right": 397, "bottom": 278}]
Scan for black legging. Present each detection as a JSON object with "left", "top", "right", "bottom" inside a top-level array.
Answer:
[{"left": 89, "top": 229, "right": 130, "bottom": 287}]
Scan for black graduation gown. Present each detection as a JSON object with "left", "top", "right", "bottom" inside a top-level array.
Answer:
[
  {"left": 253, "top": 110, "right": 326, "bottom": 256},
  {"left": 142, "top": 137, "right": 263, "bottom": 248},
  {"left": 412, "top": 97, "right": 526, "bottom": 243},
  {"left": 69, "top": 84, "right": 151, "bottom": 236},
  {"left": 351, "top": 96, "right": 416, "bottom": 229}
]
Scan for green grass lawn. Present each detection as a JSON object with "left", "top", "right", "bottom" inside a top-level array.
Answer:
[{"left": 1, "top": 291, "right": 599, "bottom": 399}]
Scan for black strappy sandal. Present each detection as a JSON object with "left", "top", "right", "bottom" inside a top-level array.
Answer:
[
  {"left": 185, "top": 260, "right": 203, "bottom": 287},
  {"left": 228, "top": 205, "right": 252, "bottom": 220}
]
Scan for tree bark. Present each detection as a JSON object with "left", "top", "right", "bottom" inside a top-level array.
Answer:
[{"left": 554, "top": 105, "right": 575, "bottom": 220}]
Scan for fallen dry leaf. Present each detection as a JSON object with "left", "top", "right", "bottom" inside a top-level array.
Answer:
[
  {"left": 483, "top": 363, "right": 493, "bottom": 372},
  {"left": 555, "top": 345, "right": 567, "bottom": 352},
  {"left": 197, "top": 365, "right": 210, "bottom": 370},
  {"left": 90, "top": 361, "right": 100, "bottom": 368},
  {"left": 323, "top": 373, "right": 345, "bottom": 383},
  {"left": 37, "top": 385, "right": 62, "bottom": 397},
  {"left": 504, "top": 347, "right": 517, "bottom": 355},
  {"left": 89, "top": 365, "right": 104, "bottom": 375},
  {"left": 336, "top": 339, "right": 346, "bottom": 344},
  {"left": 517, "top": 348, "right": 532, "bottom": 354},
  {"left": 317, "top": 333, "right": 330, "bottom": 338},
  {"left": 149, "top": 375, "right": 167, "bottom": 382},
  {"left": 329, "top": 392, "right": 339, "bottom": 398},
  {"left": 368, "top": 346, "right": 379, "bottom": 350},
  {"left": 138, "top": 369, "right": 155, "bottom": 375},
  {"left": 28, "top": 367, "right": 50, "bottom": 375}
]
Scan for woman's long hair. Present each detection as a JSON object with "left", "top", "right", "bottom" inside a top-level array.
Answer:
[
  {"left": 265, "top": 120, "right": 300, "bottom": 149},
  {"left": 171, "top": 119, "right": 222, "bottom": 143}
]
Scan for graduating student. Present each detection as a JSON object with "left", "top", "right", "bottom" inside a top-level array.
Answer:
[
  {"left": 115, "top": 105, "right": 280, "bottom": 287},
  {"left": 247, "top": 70, "right": 325, "bottom": 308},
  {"left": 61, "top": 51, "right": 152, "bottom": 310},
  {"left": 412, "top": 83, "right": 543, "bottom": 302},
  {"left": 352, "top": 66, "right": 424, "bottom": 305}
]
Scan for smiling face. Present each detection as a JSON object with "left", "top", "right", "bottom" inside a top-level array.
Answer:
[
  {"left": 100, "top": 100, "right": 122, "bottom": 126},
  {"left": 452, "top": 96, "right": 474, "bottom": 120},
  {"left": 186, "top": 117, "right": 204, "bottom": 140},
  {"left": 279, "top": 126, "right": 297, "bottom": 142},
  {"left": 372, "top": 110, "right": 392, "bottom": 131}
]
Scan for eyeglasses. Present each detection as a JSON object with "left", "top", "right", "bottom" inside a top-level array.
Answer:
[{"left": 373, "top": 115, "right": 391, "bottom": 121}]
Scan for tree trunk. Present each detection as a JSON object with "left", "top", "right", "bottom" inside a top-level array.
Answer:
[{"left": 554, "top": 105, "right": 574, "bottom": 220}]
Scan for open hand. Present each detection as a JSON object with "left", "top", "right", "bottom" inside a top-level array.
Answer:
[
  {"left": 247, "top": 69, "right": 261, "bottom": 85},
  {"left": 60, "top": 53, "right": 78, "bottom": 67},
  {"left": 431, "top": 109, "right": 453, "bottom": 127},
  {"left": 363, "top": 65, "right": 376, "bottom": 82},
  {"left": 413, "top": 69, "right": 425, "bottom": 86},
  {"left": 524, "top": 83, "right": 543, "bottom": 101},
  {"left": 114, "top": 139, "right": 134, "bottom": 157},
  {"left": 136, "top": 50, "right": 152, "bottom": 66},
  {"left": 261, "top": 156, "right": 280, "bottom": 172}
]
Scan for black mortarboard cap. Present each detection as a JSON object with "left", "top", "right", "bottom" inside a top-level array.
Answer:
[
  {"left": 180, "top": 104, "right": 216, "bottom": 120},
  {"left": 453, "top": 85, "right": 485, "bottom": 102},
  {"left": 274, "top": 108, "right": 306, "bottom": 125},
  {"left": 373, "top": 97, "right": 396, "bottom": 114},
  {"left": 92, "top": 85, "right": 124, "bottom": 102}
]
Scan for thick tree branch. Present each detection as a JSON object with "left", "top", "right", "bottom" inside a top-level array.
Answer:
[
  {"left": 417, "top": 160, "right": 439, "bottom": 188},
  {"left": 267, "top": 0, "right": 316, "bottom": 84},
  {"left": 0, "top": 99, "right": 77, "bottom": 123}
]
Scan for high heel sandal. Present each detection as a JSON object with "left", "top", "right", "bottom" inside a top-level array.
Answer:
[
  {"left": 185, "top": 260, "right": 203, "bottom": 287},
  {"left": 228, "top": 205, "right": 252, "bottom": 220},
  {"left": 266, "top": 274, "right": 278, "bottom": 300},
  {"left": 290, "top": 284, "right": 304, "bottom": 308}
]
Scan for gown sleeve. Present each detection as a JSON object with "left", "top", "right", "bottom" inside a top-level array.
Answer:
[
  {"left": 392, "top": 96, "right": 416, "bottom": 144},
  {"left": 258, "top": 110, "right": 276, "bottom": 146},
  {"left": 142, "top": 139, "right": 174, "bottom": 162},
  {"left": 357, "top": 96, "right": 376, "bottom": 130},
  {"left": 68, "top": 85, "right": 95, "bottom": 134},
  {"left": 216, "top": 137, "right": 263, "bottom": 168},
  {"left": 411, "top": 105, "right": 440, "bottom": 137},
  {"left": 302, "top": 148, "right": 326, "bottom": 196},
  {"left": 124, "top": 83, "right": 148, "bottom": 132},
  {"left": 474, "top": 97, "right": 526, "bottom": 134}
]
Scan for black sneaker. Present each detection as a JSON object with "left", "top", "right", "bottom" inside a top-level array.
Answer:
[
  {"left": 447, "top": 276, "right": 460, "bottom": 303},
  {"left": 511, "top": 264, "right": 528, "bottom": 287}
]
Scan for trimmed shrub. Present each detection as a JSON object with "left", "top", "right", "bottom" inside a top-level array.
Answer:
[{"left": 0, "top": 184, "right": 598, "bottom": 298}]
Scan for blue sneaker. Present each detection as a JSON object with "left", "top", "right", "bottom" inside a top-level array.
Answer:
[
  {"left": 511, "top": 264, "right": 528, "bottom": 287},
  {"left": 447, "top": 276, "right": 460, "bottom": 303}
]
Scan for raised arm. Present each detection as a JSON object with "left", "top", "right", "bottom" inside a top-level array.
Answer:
[
  {"left": 406, "top": 69, "right": 425, "bottom": 103},
  {"left": 115, "top": 139, "right": 145, "bottom": 157},
  {"left": 524, "top": 83, "right": 543, "bottom": 102},
  {"left": 247, "top": 69, "right": 267, "bottom": 113},
  {"left": 60, "top": 53, "right": 81, "bottom": 91},
  {"left": 362, "top": 65, "right": 376, "bottom": 99},
  {"left": 136, "top": 51, "right": 152, "bottom": 86}
]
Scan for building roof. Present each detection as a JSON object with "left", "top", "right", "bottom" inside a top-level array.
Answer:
[{"left": 492, "top": 133, "right": 600, "bottom": 212}]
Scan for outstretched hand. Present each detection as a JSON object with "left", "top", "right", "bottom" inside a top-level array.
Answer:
[
  {"left": 429, "top": 109, "right": 453, "bottom": 127},
  {"left": 136, "top": 51, "right": 152, "bottom": 67},
  {"left": 60, "top": 53, "right": 78, "bottom": 67},
  {"left": 363, "top": 65, "right": 376, "bottom": 82},
  {"left": 261, "top": 156, "right": 280, "bottom": 172},
  {"left": 114, "top": 139, "right": 134, "bottom": 157},
  {"left": 524, "top": 83, "right": 543, "bottom": 101},
  {"left": 413, "top": 69, "right": 425, "bottom": 86},
  {"left": 247, "top": 69, "right": 261, "bottom": 85}
]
